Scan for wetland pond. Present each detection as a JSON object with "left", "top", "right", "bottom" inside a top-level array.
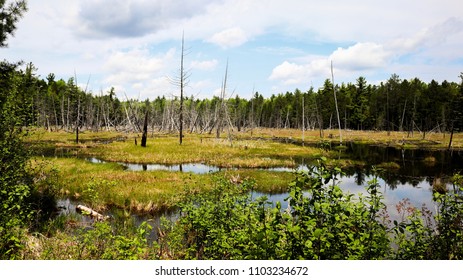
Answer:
[{"left": 53, "top": 142, "right": 463, "bottom": 225}]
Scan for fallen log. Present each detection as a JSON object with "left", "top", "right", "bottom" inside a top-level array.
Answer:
[{"left": 76, "top": 205, "right": 110, "bottom": 221}]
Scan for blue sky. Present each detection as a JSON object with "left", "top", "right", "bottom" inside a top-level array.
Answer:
[{"left": 2, "top": 0, "right": 463, "bottom": 100}]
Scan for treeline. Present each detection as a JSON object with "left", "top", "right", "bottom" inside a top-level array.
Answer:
[{"left": 4, "top": 62, "right": 463, "bottom": 135}]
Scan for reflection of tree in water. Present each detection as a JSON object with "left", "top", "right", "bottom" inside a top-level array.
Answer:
[
  {"left": 343, "top": 165, "right": 434, "bottom": 191},
  {"left": 355, "top": 170, "right": 366, "bottom": 186},
  {"left": 339, "top": 143, "right": 463, "bottom": 191},
  {"left": 374, "top": 168, "right": 399, "bottom": 190},
  {"left": 342, "top": 168, "right": 367, "bottom": 186},
  {"left": 409, "top": 177, "right": 422, "bottom": 187}
]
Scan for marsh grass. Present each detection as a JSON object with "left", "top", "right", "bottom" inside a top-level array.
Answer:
[
  {"left": 44, "top": 157, "right": 214, "bottom": 213},
  {"left": 27, "top": 128, "right": 463, "bottom": 153},
  {"left": 26, "top": 128, "right": 463, "bottom": 214},
  {"left": 87, "top": 134, "right": 321, "bottom": 168},
  {"left": 40, "top": 156, "right": 297, "bottom": 213},
  {"left": 238, "top": 128, "right": 463, "bottom": 150}
]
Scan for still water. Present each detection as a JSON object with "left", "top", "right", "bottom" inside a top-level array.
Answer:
[
  {"left": 50, "top": 140, "right": 463, "bottom": 225},
  {"left": 83, "top": 143, "right": 463, "bottom": 221}
]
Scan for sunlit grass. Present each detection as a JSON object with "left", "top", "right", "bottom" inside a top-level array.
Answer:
[
  {"left": 27, "top": 128, "right": 463, "bottom": 214},
  {"left": 42, "top": 157, "right": 297, "bottom": 213},
  {"left": 84, "top": 133, "right": 324, "bottom": 168},
  {"left": 239, "top": 127, "right": 463, "bottom": 149},
  {"left": 42, "top": 157, "right": 211, "bottom": 212},
  {"left": 26, "top": 127, "right": 463, "bottom": 151}
]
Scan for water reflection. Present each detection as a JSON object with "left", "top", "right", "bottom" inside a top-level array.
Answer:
[
  {"left": 87, "top": 157, "right": 304, "bottom": 174},
  {"left": 87, "top": 158, "right": 223, "bottom": 174},
  {"left": 255, "top": 174, "right": 444, "bottom": 222},
  {"left": 60, "top": 143, "right": 463, "bottom": 226},
  {"left": 57, "top": 198, "right": 178, "bottom": 241},
  {"left": 124, "top": 162, "right": 222, "bottom": 174},
  {"left": 318, "top": 143, "right": 463, "bottom": 195}
]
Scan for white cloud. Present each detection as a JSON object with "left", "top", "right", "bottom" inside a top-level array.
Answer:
[
  {"left": 329, "top": 42, "right": 391, "bottom": 71},
  {"left": 207, "top": 27, "right": 248, "bottom": 48},
  {"left": 102, "top": 47, "right": 177, "bottom": 98},
  {"left": 3, "top": 0, "right": 463, "bottom": 100},
  {"left": 269, "top": 61, "right": 309, "bottom": 85},
  {"left": 269, "top": 57, "right": 331, "bottom": 86},
  {"left": 269, "top": 14, "right": 463, "bottom": 88},
  {"left": 269, "top": 42, "right": 392, "bottom": 86},
  {"left": 72, "top": 0, "right": 220, "bottom": 38},
  {"left": 389, "top": 17, "right": 463, "bottom": 59},
  {"left": 190, "top": 59, "right": 218, "bottom": 71}
]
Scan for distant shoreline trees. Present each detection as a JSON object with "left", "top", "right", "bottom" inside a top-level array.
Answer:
[{"left": 4, "top": 64, "right": 462, "bottom": 138}]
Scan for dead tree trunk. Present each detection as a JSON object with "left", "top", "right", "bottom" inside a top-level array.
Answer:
[
  {"left": 448, "top": 122, "right": 455, "bottom": 151},
  {"left": 331, "top": 61, "right": 342, "bottom": 144},
  {"left": 141, "top": 109, "right": 148, "bottom": 147},
  {"left": 76, "top": 205, "right": 109, "bottom": 221},
  {"left": 75, "top": 88, "right": 80, "bottom": 144},
  {"left": 179, "top": 33, "right": 185, "bottom": 145},
  {"left": 216, "top": 60, "right": 229, "bottom": 139}
]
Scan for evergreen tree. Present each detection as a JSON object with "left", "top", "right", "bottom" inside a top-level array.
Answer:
[
  {"left": 0, "top": 0, "right": 27, "bottom": 47},
  {"left": 0, "top": 1, "right": 32, "bottom": 258}
]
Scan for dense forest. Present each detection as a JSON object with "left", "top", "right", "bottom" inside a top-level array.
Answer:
[{"left": 3, "top": 61, "right": 463, "bottom": 137}]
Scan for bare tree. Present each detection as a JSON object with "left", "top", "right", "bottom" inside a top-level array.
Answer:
[
  {"left": 169, "top": 32, "right": 190, "bottom": 144},
  {"left": 302, "top": 91, "right": 305, "bottom": 145},
  {"left": 141, "top": 107, "right": 149, "bottom": 147},
  {"left": 124, "top": 92, "right": 142, "bottom": 132},
  {"left": 216, "top": 60, "right": 230, "bottom": 139},
  {"left": 73, "top": 73, "right": 90, "bottom": 143},
  {"left": 179, "top": 33, "right": 185, "bottom": 144},
  {"left": 331, "top": 61, "right": 342, "bottom": 144}
]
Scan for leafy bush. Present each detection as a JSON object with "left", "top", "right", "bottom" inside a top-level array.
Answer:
[
  {"left": 165, "top": 158, "right": 391, "bottom": 259},
  {"left": 74, "top": 221, "right": 156, "bottom": 260},
  {"left": 1, "top": 61, "right": 59, "bottom": 259},
  {"left": 390, "top": 173, "right": 463, "bottom": 259},
  {"left": 0, "top": 61, "right": 34, "bottom": 258},
  {"left": 163, "top": 159, "right": 463, "bottom": 260},
  {"left": 17, "top": 159, "right": 463, "bottom": 260}
]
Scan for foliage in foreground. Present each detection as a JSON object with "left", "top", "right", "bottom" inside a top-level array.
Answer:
[
  {"left": 164, "top": 159, "right": 463, "bottom": 260},
  {"left": 17, "top": 159, "right": 463, "bottom": 260},
  {"left": 23, "top": 217, "right": 158, "bottom": 260},
  {"left": 1, "top": 60, "right": 59, "bottom": 259},
  {"left": 166, "top": 160, "right": 389, "bottom": 260}
]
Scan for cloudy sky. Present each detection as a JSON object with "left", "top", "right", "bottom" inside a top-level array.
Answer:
[{"left": 2, "top": 0, "right": 463, "bottom": 100}]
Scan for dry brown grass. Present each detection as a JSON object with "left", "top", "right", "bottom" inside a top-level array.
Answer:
[{"left": 240, "top": 128, "right": 463, "bottom": 149}]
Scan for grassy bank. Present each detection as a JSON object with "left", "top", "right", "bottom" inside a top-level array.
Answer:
[
  {"left": 39, "top": 157, "right": 296, "bottom": 213},
  {"left": 28, "top": 127, "right": 463, "bottom": 152},
  {"left": 27, "top": 128, "right": 463, "bottom": 214},
  {"left": 236, "top": 128, "right": 463, "bottom": 150}
]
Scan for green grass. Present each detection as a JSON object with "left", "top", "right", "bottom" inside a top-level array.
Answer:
[
  {"left": 27, "top": 128, "right": 463, "bottom": 214},
  {"left": 41, "top": 157, "right": 296, "bottom": 213},
  {"left": 43, "top": 157, "right": 209, "bottom": 213},
  {"left": 87, "top": 134, "right": 323, "bottom": 168},
  {"left": 29, "top": 130, "right": 323, "bottom": 213}
]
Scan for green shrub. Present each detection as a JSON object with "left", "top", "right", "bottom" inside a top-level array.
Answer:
[
  {"left": 18, "top": 159, "right": 463, "bottom": 260},
  {"left": 166, "top": 158, "right": 391, "bottom": 259},
  {"left": 164, "top": 159, "right": 463, "bottom": 260},
  {"left": 1, "top": 61, "right": 60, "bottom": 259}
]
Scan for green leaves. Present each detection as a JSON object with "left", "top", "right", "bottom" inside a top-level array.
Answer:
[
  {"left": 1, "top": 60, "right": 61, "bottom": 259},
  {"left": 0, "top": 1, "right": 28, "bottom": 48},
  {"left": 18, "top": 159, "right": 463, "bottom": 260},
  {"left": 166, "top": 161, "right": 394, "bottom": 260},
  {"left": 167, "top": 158, "right": 463, "bottom": 259}
]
